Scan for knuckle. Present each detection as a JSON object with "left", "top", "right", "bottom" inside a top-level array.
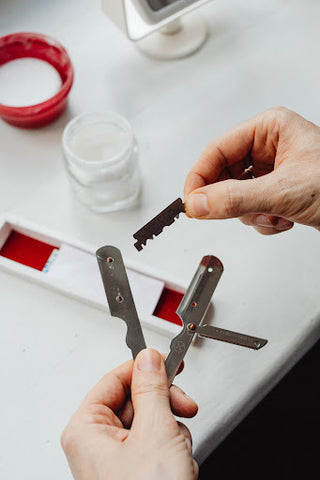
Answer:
[
  {"left": 270, "top": 105, "right": 288, "bottom": 113},
  {"left": 268, "top": 105, "right": 291, "bottom": 117},
  {"left": 60, "top": 426, "right": 79, "bottom": 455},
  {"left": 193, "top": 459, "right": 200, "bottom": 479},
  {"left": 224, "top": 181, "right": 244, "bottom": 217},
  {"left": 273, "top": 175, "right": 293, "bottom": 209},
  {"left": 134, "top": 382, "right": 169, "bottom": 399},
  {"left": 177, "top": 421, "right": 192, "bottom": 438},
  {"left": 263, "top": 106, "right": 292, "bottom": 127},
  {"left": 86, "top": 403, "right": 117, "bottom": 425}
]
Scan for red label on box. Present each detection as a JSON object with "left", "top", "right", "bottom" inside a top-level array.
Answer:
[{"left": 0, "top": 230, "right": 57, "bottom": 271}]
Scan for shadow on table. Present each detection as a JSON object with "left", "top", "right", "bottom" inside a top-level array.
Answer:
[{"left": 200, "top": 338, "right": 320, "bottom": 478}]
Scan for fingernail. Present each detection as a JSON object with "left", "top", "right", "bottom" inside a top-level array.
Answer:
[
  {"left": 137, "top": 349, "right": 161, "bottom": 372},
  {"left": 187, "top": 193, "right": 209, "bottom": 217},
  {"left": 181, "top": 389, "right": 190, "bottom": 398},
  {"left": 274, "top": 218, "right": 293, "bottom": 231},
  {"left": 254, "top": 215, "right": 273, "bottom": 227},
  {"left": 181, "top": 389, "right": 193, "bottom": 402}
]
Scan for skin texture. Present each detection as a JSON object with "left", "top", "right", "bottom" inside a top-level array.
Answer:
[
  {"left": 184, "top": 107, "right": 320, "bottom": 235},
  {"left": 61, "top": 349, "right": 199, "bottom": 480}
]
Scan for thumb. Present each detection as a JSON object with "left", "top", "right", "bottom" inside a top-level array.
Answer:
[
  {"left": 185, "top": 174, "right": 278, "bottom": 219},
  {"left": 131, "top": 349, "right": 172, "bottom": 433}
]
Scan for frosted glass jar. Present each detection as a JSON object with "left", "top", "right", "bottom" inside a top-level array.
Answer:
[{"left": 62, "top": 112, "right": 141, "bottom": 213}]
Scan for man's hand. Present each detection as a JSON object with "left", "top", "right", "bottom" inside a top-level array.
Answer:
[
  {"left": 61, "top": 349, "right": 199, "bottom": 480},
  {"left": 185, "top": 107, "right": 320, "bottom": 234}
]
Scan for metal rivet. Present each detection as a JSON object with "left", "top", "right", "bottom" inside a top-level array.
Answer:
[
  {"left": 116, "top": 295, "right": 124, "bottom": 303},
  {"left": 188, "top": 323, "right": 196, "bottom": 331}
]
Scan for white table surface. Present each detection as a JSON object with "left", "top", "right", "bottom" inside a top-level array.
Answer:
[{"left": 1, "top": 1, "right": 320, "bottom": 478}]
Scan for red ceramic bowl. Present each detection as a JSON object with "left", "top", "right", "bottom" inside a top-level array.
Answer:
[{"left": 0, "top": 32, "right": 74, "bottom": 128}]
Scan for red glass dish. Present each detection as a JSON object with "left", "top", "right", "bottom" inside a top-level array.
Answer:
[{"left": 0, "top": 32, "right": 74, "bottom": 128}]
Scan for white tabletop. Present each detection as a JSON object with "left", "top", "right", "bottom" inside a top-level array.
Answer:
[{"left": 1, "top": 1, "right": 320, "bottom": 478}]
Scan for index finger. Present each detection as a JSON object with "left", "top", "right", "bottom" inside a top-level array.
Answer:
[
  {"left": 83, "top": 359, "right": 133, "bottom": 411},
  {"left": 184, "top": 119, "right": 255, "bottom": 196},
  {"left": 82, "top": 355, "right": 184, "bottom": 411}
]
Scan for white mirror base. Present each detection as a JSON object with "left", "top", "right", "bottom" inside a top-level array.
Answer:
[{"left": 136, "top": 14, "right": 208, "bottom": 60}]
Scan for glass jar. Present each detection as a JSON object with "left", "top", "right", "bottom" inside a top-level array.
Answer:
[{"left": 62, "top": 111, "right": 142, "bottom": 213}]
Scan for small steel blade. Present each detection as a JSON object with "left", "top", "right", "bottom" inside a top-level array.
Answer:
[
  {"left": 133, "top": 198, "right": 185, "bottom": 251},
  {"left": 195, "top": 324, "right": 268, "bottom": 350}
]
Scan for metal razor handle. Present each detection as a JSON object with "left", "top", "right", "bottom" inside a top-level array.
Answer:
[
  {"left": 165, "top": 256, "right": 224, "bottom": 385},
  {"left": 96, "top": 246, "right": 146, "bottom": 359}
]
